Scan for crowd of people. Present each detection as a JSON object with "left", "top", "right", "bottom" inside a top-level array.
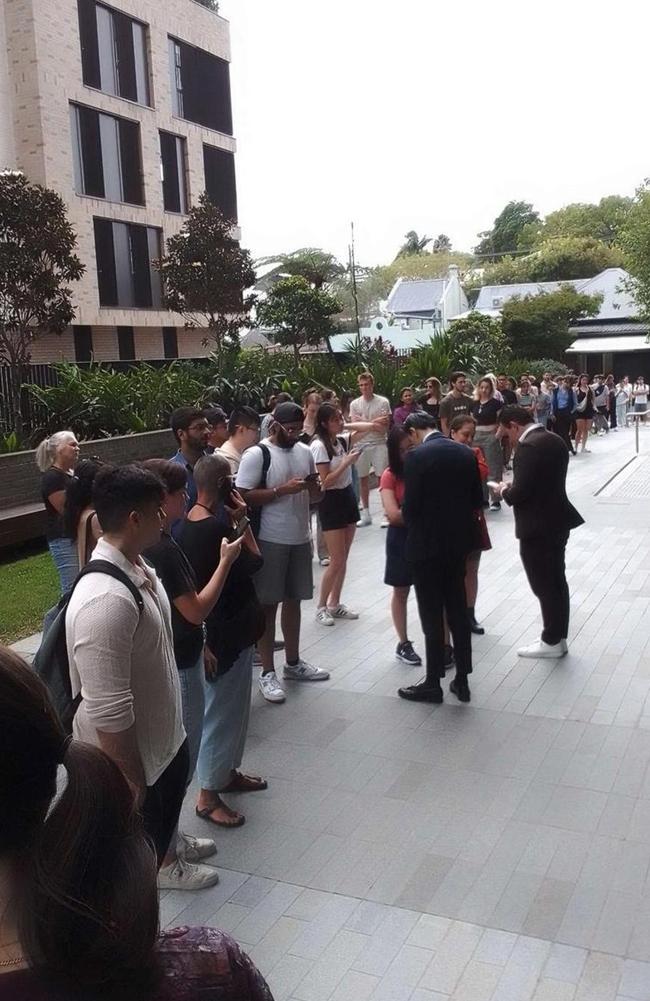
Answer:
[{"left": 0, "top": 363, "right": 623, "bottom": 993}]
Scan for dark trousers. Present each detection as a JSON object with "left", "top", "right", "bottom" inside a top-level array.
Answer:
[
  {"left": 552, "top": 410, "right": 575, "bottom": 453},
  {"left": 520, "top": 535, "right": 570, "bottom": 646},
  {"left": 142, "top": 738, "right": 189, "bottom": 867},
  {"left": 412, "top": 558, "right": 472, "bottom": 683}
]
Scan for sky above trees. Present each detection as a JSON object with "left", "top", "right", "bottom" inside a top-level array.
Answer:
[{"left": 225, "top": 0, "right": 650, "bottom": 267}]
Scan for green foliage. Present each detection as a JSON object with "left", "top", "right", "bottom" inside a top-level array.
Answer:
[
  {"left": 257, "top": 276, "right": 342, "bottom": 363},
  {"left": 194, "top": 0, "right": 219, "bottom": 9},
  {"left": 0, "top": 171, "right": 84, "bottom": 439},
  {"left": 482, "top": 237, "right": 623, "bottom": 285},
  {"left": 0, "top": 549, "right": 59, "bottom": 645},
  {"left": 432, "top": 234, "right": 452, "bottom": 253},
  {"left": 619, "top": 180, "right": 650, "bottom": 322},
  {"left": 396, "top": 231, "right": 433, "bottom": 258},
  {"left": 474, "top": 201, "right": 540, "bottom": 259},
  {"left": 0, "top": 431, "right": 21, "bottom": 454},
  {"left": 521, "top": 196, "right": 632, "bottom": 249},
  {"left": 399, "top": 336, "right": 454, "bottom": 387},
  {"left": 256, "top": 248, "right": 344, "bottom": 290},
  {"left": 158, "top": 194, "right": 256, "bottom": 357},
  {"left": 501, "top": 286, "right": 602, "bottom": 360},
  {"left": 506, "top": 358, "right": 572, "bottom": 382},
  {"left": 446, "top": 312, "right": 511, "bottom": 373}
]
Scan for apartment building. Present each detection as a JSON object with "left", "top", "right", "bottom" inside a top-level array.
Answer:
[{"left": 0, "top": 0, "right": 237, "bottom": 363}]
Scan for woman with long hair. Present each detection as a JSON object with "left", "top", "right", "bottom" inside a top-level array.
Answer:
[
  {"left": 310, "top": 402, "right": 361, "bottom": 625},
  {"left": 470, "top": 377, "right": 503, "bottom": 511},
  {"left": 575, "top": 373, "right": 595, "bottom": 452},
  {"left": 449, "top": 415, "right": 492, "bottom": 635},
  {"left": 63, "top": 457, "right": 104, "bottom": 568},
  {"left": 35, "top": 431, "right": 80, "bottom": 593},
  {"left": 0, "top": 645, "right": 272, "bottom": 1000},
  {"left": 379, "top": 425, "right": 422, "bottom": 665},
  {"left": 421, "top": 377, "right": 442, "bottom": 426}
]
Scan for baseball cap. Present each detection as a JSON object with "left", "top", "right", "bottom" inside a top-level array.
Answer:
[{"left": 273, "top": 401, "right": 304, "bottom": 425}]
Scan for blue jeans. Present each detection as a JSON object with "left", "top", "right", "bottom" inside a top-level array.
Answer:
[
  {"left": 178, "top": 656, "right": 206, "bottom": 785},
  {"left": 198, "top": 646, "right": 254, "bottom": 792},
  {"left": 48, "top": 537, "right": 79, "bottom": 594}
]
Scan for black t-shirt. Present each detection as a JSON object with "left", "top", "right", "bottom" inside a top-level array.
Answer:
[
  {"left": 421, "top": 400, "right": 440, "bottom": 420},
  {"left": 41, "top": 468, "right": 72, "bottom": 541},
  {"left": 471, "top": 397, "right": 503, "bottom": 426},
  {"left": 178, "top": 518, "right": 265, "bottom": 675},
  {"left": 501, "top": 389, "right": 518, "bottom": 406},
  {"left": 144, "top": 533, "right": 204, "bottom": 670}
]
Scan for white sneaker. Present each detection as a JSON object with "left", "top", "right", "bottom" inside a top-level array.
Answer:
[
  {"left": 259, "top": 671, "right": 286, "bottom": 703},
  {"left": 157, "top": 857, "right": 220, "bottom": 891},
  {"left": 319, "top": 556, "right": 330, "bottom": 566},
  {"left": 177, "top": 831, "right": 217, "bottom": 863},
  {"left": 356, "top": 508, "right": 372, "bottom": 527},
  {"left": 316, "top": 607, "right": 335, "bottom": 626},
  {"left": 518, "top": 639, "right": 568, "bottom": 659},
  {"left": 283, "top": 659, "right": 330, "bottom": 681},
  {"left": 380, "top": 516, "right": 389, "bottom": 528},
  {"left": 328, "top": 604, "right": 359, "bottom": 620}
]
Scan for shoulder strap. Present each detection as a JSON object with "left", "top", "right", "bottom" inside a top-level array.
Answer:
[
  {"left": 258, "top": 443, "right": 271, "bottom": 489},
  {"left": 76, "top": 560, "right": 144, "bottom": 613},
  {"left": 337, "top": 435, "right": 349, "bottom": 454}
]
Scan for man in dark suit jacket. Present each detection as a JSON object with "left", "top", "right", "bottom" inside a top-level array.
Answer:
[
  {"left": 495, "top": 406, "right": 584, "bottom": 659},
  {"left": 399, "top": 413, "right": 484, "bottom": 703}
]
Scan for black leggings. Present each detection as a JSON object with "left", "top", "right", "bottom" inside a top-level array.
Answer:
[{"left": 141, "top": 739, "right": 189, "bottom": 867}]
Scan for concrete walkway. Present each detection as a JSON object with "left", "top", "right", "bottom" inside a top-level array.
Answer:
[{"left": 14, "top": 425, "right": 650, "bottom": 1000}]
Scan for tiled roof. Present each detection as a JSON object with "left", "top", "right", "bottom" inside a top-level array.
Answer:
[{"left": 386, "top": 279, "right": 446, "bottom": 316}]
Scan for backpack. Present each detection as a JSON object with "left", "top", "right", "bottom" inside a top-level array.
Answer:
[
  {"left": 248, "top": 443, "right": 272, "bottom": 538},
  {"left": 33, "top": 560, "right": 144, "bottom": 735}
]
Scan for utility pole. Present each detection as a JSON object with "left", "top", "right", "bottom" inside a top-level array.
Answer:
[{"left": 348, "top": 221, "right": 361, "bottom": 338}]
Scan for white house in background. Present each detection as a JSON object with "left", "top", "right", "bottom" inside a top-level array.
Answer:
[
  {"left": 472, "top": 280, "right": 574, "bottom": 317},
  {"left": 385, "top": 265, "right": 469, "bottom": 331}
]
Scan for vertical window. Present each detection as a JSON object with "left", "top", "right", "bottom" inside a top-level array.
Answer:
[
  {"left": 159, "top": 131, "right": 188, "bottom": 213},
  {"left": 78, "top": 0, "right": 151, "bottom": 106},
  {"left": 73, "top": 326, "right": 94, "bottom": 362},
  {"left": 93, "top": 218, "right": 162, "bottom": 308},
  {"left": 71, "top": 104, "right": 143, "bottom": 205},
  {"left": 168, "top": 36, "right": 232, "bottom": 135},
  {"left": 203, "top": 144, "right": 237, "bottom": 221},
  {"left": 117, "top": 326, "right": 135, "bottom": 360},
  {"left": 163, "top": 327, "right": 179, "bottom": 359}
]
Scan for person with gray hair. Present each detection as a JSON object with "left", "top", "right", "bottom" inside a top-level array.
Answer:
[{"left": 35, "top": 430, "right": 80, "bottom": 592}]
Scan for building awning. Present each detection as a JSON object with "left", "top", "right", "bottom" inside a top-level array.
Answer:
[{"left": 567, "top": 335, "right": 650, "bottom": 354}]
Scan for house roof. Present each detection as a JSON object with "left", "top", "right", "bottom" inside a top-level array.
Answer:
[
  {"left": 567, "top": 335, "right": 650, "bottom": 354},
  {"left": 568, "top": 322, "right": 649, "bottom": 337},
  {"left": 571, "top": 268, "right": 640, "bottom": 321},
  {"left": 474, "top": 280, "right": 584, "bottom": 310},
  {"left": 386, "top": 278, "right": 446, "bottom": 316}
]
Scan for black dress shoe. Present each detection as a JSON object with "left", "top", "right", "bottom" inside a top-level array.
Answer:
[
  {"left": 398, "top": 681, "right": 444, "bottom": 703},
  {"left": 449, "top": 678, "right": 471, "bottom": 703},
  {"left": 470, "top": 619, "right": 485, "bottom": 635}
]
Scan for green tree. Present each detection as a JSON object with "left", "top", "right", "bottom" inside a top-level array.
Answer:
[
  {"left": 482, "top": 237, "right": 623, "bottom": 285},
  {"left": 501, "top": 286, "right": 602, "bottom": 359},
  {"left": 474, "top": 201, "right": 540, "bottom": 260},
  {"left": 0, "top": 171, "right": 84, "bottom": 440},
  {"left": 432, "top": 233, "right": 452, "bottom": 253},
  {"left": 447, "top": 312, "right": 511, "bottom": 373},
  {"left": 619, "top": 180, "right": 650, "bottom": 320},
  {"left": 396, "top": 230, "right": 432, "bottom": 257},
  {"left": 158, "top": 194, "right": 256, "bottom": 361},
  {"left": 256, "top": 248, "right": 345, "bottom": 290},
  {"left": 257, "top": 276, "right": 342, "bottom": 364},
  {"left": 521, "top": 195, "right": 632, "bottom": 248}
]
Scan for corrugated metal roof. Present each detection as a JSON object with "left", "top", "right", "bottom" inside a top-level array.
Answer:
[
  {"left": 569, "top": 322, "right": 649, "bottom": 336},
  {"left": 386, "top": 279, "right": 446, "bottom": 316}
]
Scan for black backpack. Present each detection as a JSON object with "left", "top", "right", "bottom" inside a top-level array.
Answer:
[
  {"left": 248, "top": 443, "right": 272, "bottom": 538},
  {"left": 33, "top": 561, "right": 144, "bottom": 735}
]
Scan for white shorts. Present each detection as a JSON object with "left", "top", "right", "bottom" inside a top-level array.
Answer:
[{"left": 356, "top": 443, "right": 388, "bottom": 478}]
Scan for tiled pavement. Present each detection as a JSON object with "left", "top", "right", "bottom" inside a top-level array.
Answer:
[{"left": 13, "top": 426, "right": 650, "bottom": 999}]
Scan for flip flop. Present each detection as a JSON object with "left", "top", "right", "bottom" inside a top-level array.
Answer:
[
  {"left": 220, "top": 771, "right": 268, "bottom": 794},
  {"left": 195, "top": 804, "right": 245, "bottom": 829}
]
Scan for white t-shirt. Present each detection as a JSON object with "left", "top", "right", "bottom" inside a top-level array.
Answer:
[
  {"left": 634, "top": 384, "right": 649, "bottom": 404},
  {"left": 310, "top": 436, "right": 352, "bottom": 490},
  {"left": 348, "top": 393, "right": 390, "bottom": 444},
  {"left": 236, "top": 440, "right": 315, "bottom": 545}
]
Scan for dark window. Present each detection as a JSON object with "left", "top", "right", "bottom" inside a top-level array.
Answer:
[
  {"left": 160, "top": 131, "right": 188, "bottom": 213},
  {"left": 71, "top": 103, "right": 143, "bottom": 205},
  {"left": 93, "top": 218, "right": 162, "bottom": 308},
  {"left": 117, "top": 326, "right": 135, "bottom": 360},
  {"left": 203, "top": 144, "right": 237, "bottom": 221},
  {"left": 73, "top": 326, "right": 93, "bottom": 362},
  {"left": 168, "top": 36, "right": 232, "bottom": 135},
  {"left": 78, "top": 0, "right": 150, "bottom": 105},
  {"left": 163, "top": 326, "right": 179, "bottom": 359}
]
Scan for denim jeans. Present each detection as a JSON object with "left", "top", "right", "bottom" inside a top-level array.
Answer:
[
  {"left": 47, "top": 537, "right": 79, "bottom": 594},
  {"left": 198, "top": 645, "right": 254, "bottom": 792},
  {"left": 178, "top": 655, "right": 206, "bottom": 785}
]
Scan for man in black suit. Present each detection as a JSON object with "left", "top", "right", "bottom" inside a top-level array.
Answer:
[
  {"left": 495, "top": 406, "right": 584, "bottom": 659},
  {"left": 398, "top": 413, "right": 484, "bottom": 703}
]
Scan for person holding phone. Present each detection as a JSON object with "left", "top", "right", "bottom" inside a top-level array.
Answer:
[
  {"left": 310, "top": 403, "right": 361, "bottom": 626},
  {"left": 179, "top": 454, "right": 269, "bottom": 829}
]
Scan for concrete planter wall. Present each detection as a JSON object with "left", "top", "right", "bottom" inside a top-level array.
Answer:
[{"left": 0, "top": 428, "right": 177, "bottom": 548}]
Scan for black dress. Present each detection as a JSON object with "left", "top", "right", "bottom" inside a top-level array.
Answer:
[{"left": 576, "top": 389, "right": 595, "bottom": 420}]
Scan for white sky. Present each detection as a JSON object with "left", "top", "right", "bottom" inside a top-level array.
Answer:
[{"left": 224, "top": 0, "right": 650, "bottom": 268}]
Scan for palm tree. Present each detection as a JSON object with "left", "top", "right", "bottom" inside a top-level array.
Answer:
[{"left": 396, "top": 230, "right": 432, "bottom": 258}]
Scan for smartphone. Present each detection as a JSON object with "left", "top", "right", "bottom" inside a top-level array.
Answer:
[
  {"left": 304, "top": 472, "right": 320, "bottom": 482},
  {"left": 351, "top": 441, "right": 373, "bottom": 454},
  {"left": 230, "top": 515, "right": 250, "bottom": 541}
]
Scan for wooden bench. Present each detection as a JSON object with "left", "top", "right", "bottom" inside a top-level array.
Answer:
[{"left": 0, "top": 503, "right": 46, "bottom": 549}]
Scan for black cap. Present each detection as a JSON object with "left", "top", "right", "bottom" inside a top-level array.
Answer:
[
  {"left": 204, "top": 406, "right": 228, "bottom": 424},
  {"left": 273, "top": 401, "right": 304, "bottom": 425}
]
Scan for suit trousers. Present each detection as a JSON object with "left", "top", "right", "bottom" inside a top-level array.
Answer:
[
  {"left": 412, "top": 557, "right": 472, "bottom": 683},
  {"left": 552, "top": 409, "right": 575, "bottom": 454},
  {"left": 520, "top": 534, "right": 570, "bottom": 646}
]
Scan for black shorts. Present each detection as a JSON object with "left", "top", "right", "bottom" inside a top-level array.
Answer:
[
  {"left": 384, "top": 524, "right": 412, "bottom": 588},
  {"left": 319, "top": 485, "right": 360, "bottom": 531}
]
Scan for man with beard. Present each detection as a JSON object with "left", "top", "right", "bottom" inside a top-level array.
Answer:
[
  {"left": 237, "top": 401, "right": 328, "bottom": 703},
  {"left": 169, "top": 407, "right": 211, "bottom": 512}
]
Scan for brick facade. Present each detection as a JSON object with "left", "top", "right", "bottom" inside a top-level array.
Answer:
[{"left": 1, "top": 0, "right": 233, "bottom": 362}]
